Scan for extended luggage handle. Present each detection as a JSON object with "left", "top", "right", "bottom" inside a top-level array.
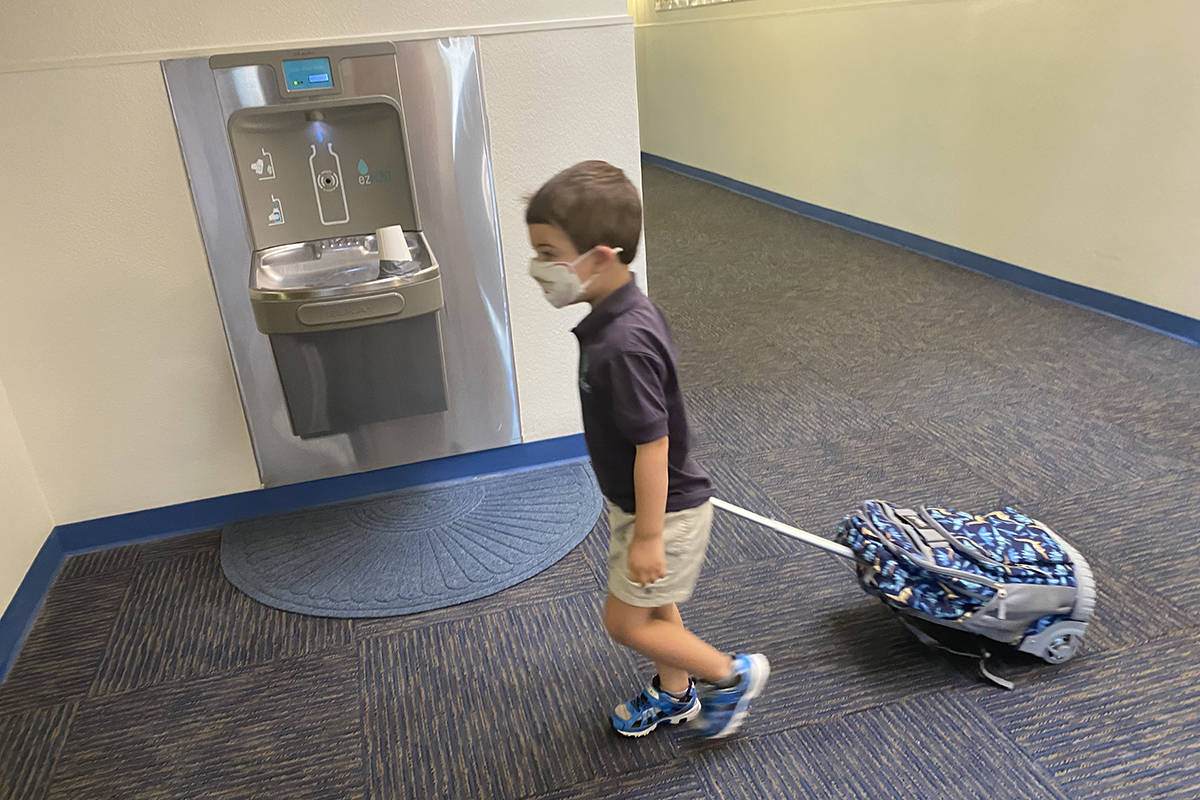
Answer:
[{"left": 710, "top": 498, "right": 856, "bottom": 560}]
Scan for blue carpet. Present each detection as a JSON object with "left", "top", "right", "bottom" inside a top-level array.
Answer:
[
  {"left": 219, "top": 461, "right": 601, "bottom": 617},
  {"left": 6, "top": 168, "right": 1199, "bottom": 799}
]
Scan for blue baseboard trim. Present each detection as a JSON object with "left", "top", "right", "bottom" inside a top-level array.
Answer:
[
  {"left": 53, "top": 434, "right": 589, "bottom": 553},
  {"left": 642, "top": 152, "right": 1200, "bottom": 347},
  {"left": 0, "top": 532, "right": 65, "bottom": 681},
  {"left": 1, "top": 433, "right": 588, "bottom": 681}
]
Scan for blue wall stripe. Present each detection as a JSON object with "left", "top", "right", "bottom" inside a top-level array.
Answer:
[
  {"left": 642, "top": 152, "right": 1199, "bottom": 347},
  {"left": 0, "top": 532, "right": 65, "bottom": 682},
  {"left": 2, "top": 433, "right": 589, "bottom": 681},
  {"left": 53, "top": 434, "right": 589, "bottom": 552}
]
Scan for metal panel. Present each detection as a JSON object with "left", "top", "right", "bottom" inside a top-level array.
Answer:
[
  {"left": 163, "top": 38, "right": 520, "bottom": 486},
  {"left": 270, "top": 314, "right": 448, "bottom": 438},
  {"left": 228, "top": 99, "right": 419, "bottom": 248}
]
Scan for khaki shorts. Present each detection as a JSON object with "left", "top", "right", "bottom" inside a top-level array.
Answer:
[{"left": 607, "top": 499, "right": 713, "bottom": 608}]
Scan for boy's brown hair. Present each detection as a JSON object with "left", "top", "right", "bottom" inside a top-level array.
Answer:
[{"left": 525, "top": 160, "right": 641, "bottom": 264}]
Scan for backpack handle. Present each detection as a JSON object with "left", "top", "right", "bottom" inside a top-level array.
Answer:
[{"left": 892, "top": 507, "right": 953, "bottom": 558}]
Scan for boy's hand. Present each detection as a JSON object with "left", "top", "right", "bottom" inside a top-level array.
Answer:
[{"left": 628, "top": 534, "right": 667, "bottom": 586}]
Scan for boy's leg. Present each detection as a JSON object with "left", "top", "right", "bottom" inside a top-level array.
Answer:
[
  {"left": 650, "top": 603, "right": 701, "bottom": 695},
  {"left": 604, "top": 594, "right": 733, "bottom": 684},
  {"left": 605, "top": 499, "right": 769, "bottom": 738},
  {"left": 606, "top": 501, "right": 732, "bottom": 684}
]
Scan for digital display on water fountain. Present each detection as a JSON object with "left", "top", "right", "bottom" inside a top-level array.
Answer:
[{"left": 283, "top": 57, "right": 333, "bottom": 91}]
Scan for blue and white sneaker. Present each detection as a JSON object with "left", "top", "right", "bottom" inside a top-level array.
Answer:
[
  {"left": 611, "top": 676, "right": 702, "bottom": 737},
  {"left": 696, "top": 653, "right": 771, "bottom": 739}
]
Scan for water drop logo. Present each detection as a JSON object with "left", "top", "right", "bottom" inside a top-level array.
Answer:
[{"left": 357, "top": 159, "right": 369, "bottom": 176}]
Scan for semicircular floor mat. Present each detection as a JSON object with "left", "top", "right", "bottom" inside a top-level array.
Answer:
[{"left": 220, "top": 461, "right": 601, "bottom": 617}]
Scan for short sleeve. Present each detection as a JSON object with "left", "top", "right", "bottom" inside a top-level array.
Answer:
[{"left": 605, "top": 351, "right": 669, "bottom": 445}]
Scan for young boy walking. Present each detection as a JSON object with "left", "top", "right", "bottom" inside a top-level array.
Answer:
[{"left": 526, "top": 160, "right": 769, "bottom": 739}]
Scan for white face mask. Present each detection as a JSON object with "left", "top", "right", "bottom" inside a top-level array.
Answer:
[{"left": 528, "top": 247, "right": 622, "bottom": 309}]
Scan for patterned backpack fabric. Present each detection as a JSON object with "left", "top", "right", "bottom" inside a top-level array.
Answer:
[{"left": 835, "top": 501, "right": 1096, "bottom": 677}]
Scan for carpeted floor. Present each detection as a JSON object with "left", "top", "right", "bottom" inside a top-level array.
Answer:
[{"left": 3, "top": 164, "right": 1198, "bottom": 800}]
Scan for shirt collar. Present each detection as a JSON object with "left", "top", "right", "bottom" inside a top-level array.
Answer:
[{"left": 572, "top": 279, "right": 643, "bottom": 342}]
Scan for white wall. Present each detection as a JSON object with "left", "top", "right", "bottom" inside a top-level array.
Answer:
[
  {"left": 0, "top": 1, "right": 626, "bottom": 71},
  {"left": 0, "top": 0, "right": 641, "bottom": 539},
  {"left": 482, "top": 28, "right": 645, "bottom": 442},
  {"left": 0, "top": 62, "right": 262, "bottom": 525},
  {"left": 630, "top": 0, "right": 1200, "bottom": 321},
  {"left": 0, "top": 377, "right": 53, "bottom": 611}
]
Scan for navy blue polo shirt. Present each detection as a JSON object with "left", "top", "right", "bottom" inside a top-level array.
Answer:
[{"left": 572, "top": 280, "right": 712, "bottom": 514}]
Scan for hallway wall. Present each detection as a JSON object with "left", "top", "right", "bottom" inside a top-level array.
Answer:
[{"left": 631, "top": 0, "right": 1200, "bottom": 320}]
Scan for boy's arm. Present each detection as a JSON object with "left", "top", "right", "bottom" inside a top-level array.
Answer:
[
  {"left": 628, "top": 435, "right": 670, "bottom": 585},
  {"left": 605, "top": 348, "right": 671, "bottom": 585}
]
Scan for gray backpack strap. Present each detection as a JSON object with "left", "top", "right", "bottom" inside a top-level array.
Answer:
[
  {"left": 977, "top": 660, "right": 1016, "bottom": 691},
  {"left": 891, "top": 507, "right": 955, "bottom": 559},
  {"left": 894, "top": 612, "right": 1015, "bottom": 690},
  {"left": 875, "top": 505, "right": 1005, "bottom": 596}
]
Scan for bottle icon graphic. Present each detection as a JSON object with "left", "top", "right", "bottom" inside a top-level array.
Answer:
[
  {"left": 309, "top": 142, "right": 350, "bottom": 225},
  {"left": 267, "top": 195, "right": 285, "bottom": 226}
]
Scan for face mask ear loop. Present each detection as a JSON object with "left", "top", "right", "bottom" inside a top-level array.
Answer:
[
  {"left": 579, "top": 246, "right": 625, "bottom": 294},
  {"left": 583, "top": 246, "right": 624, "bottom": 271}
]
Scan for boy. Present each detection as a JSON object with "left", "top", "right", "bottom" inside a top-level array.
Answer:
[{"left": 526, "top": 160, "right": 769, "bottom": 739}]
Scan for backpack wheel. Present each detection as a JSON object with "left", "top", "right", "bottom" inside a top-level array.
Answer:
[{"left": 1042, "top": 632, "right": 1080, "bottom": 664}]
